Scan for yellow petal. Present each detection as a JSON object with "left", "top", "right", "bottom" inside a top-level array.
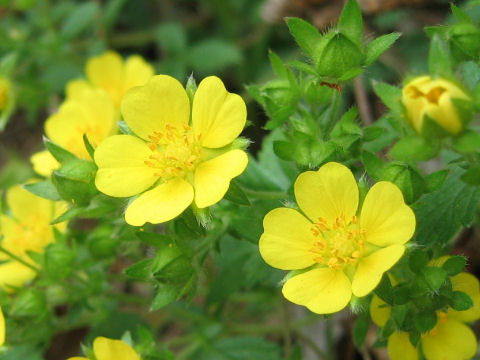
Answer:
[
  {"left": 360, "top": 181, "right": 415, "bottom": 247},
  {"left": 66, "top": 79, "right": 91, "bottom": 101},
  {"left": 125, "top": 178, "right": 194, "bottom": 226},
  {"left": 259, "top": 208, "right": 316, "bottom": 270},
  {"left": 123, "top": 55, "right": 154, "bottom": 91},
  {"left": 6, "top": 185, "right": 53, "bottom": 222},
  {"left": 294, "top": 162, "right": 358, "bottom": 225},
  {"left": 93, "top": 336, "right": 140, "bottom": 360},
  {"left": 370, "top": 295, "right": 391, "bottom": 327},
  {"left": 192, "top": 76, "right": 246, "bottom": 148},
  {"left": 0, "top": 261, "right": 36, "bottom": 290},
  {"left": 425, "top": 94, "right": 462, "bottom": 134},
  {"left": 193, "top": 149, "right": 248, "bottom": 208},
  {"left": 121, "top": 75, "right": 190, "bottom": 141},
  {"left": 94, "top": 135, "right": 158, "bottom": 197},
  {"left": 388, "top": 332, "right": 419, "bottom": 360},
  {"left": 0, "top": 306, "right": 4, "bottom": 346},
  {"left": 449, "top": 272, "right": 480, "bottom": 322},
  {"left": 282, "top": 267, "right": 351, "bottom": 314},
  {"left": 352, "top": 245, "right": 405, "bottom": 297},
  {"left": 86, "top": 51, "right": 124, "bottom": 106},
  {"left": 30, "top": 151, "right": 60, "bottom": 177},
  {"left": 422, "top": 318, "right": 477, "bottom": 360}
]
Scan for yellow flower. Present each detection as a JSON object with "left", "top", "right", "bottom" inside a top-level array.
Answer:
[
  {"left": 370, "top": 271, "right": 480, "bottom": 360},
  {"left": 0, "top": 306, "right": 4, "bottom": 346},
  {"left": 67, "top": 336, "right": 140, "bottom": 360},
  {"left": 402, "top": 76, "right": 470, "bottom": 134},
  {"left": 0, "top": 184, "right": 67, "bottom": 289},
  {"left": 94, "top": 75, "right": 248, "bottom": 226},
  {"left": 30, "top": 87, "right": 116, "bottom": 176},
  {"left": 259, "top": 162, "right": 415, "bottom": 314},
  {"left": 67, "top": 51, "right": 154, "bottom": 107}
]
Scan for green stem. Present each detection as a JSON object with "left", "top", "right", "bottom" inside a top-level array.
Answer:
[
  {"left": 242, "top": 188, "right": 289, "bottom": 200},
  {"left": 0, "top": 245, "right": 40, "bottom": 272}
]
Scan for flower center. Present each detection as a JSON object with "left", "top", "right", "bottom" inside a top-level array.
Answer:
[
  {"left": 309, "top": 214, "right": 366, "bottom": 269},
  {"left": 407, "top": 85, "right": 446, "bottom": 105},
  {"left": 144, "top": 123, "right": 202, "bottom": 178}
]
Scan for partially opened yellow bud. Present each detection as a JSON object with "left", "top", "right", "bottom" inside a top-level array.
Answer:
[
  {"left": 67, "top": 336, "right": 140, "bottom": 360},
  {"left": 0, "top": 77, "right": 10, "bottom": 111},
  {"left": 402, "top": 76, "right": 470, "bottom": 135}
]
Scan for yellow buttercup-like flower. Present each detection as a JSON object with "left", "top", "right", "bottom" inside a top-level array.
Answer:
[
  {"left": 0, "top": 185, "right": 67, "bottom": 289},
  {"left": 67, "top": 336, "right": 140, "bottom": 360},
  {"left": 67, "top": 50, "right": 154, "bottom": 107},
  {"left": 371, "top": 270, "right": 480, "bottom": 360},
  {"left": 0, "top": 306, "right": 4, "bottom": 346},
  {"left": 30, "top": 87, "right": 116, "bottom": 176},
  {"left": 94, "top": 75, "right": 248, "bottom": 226},
  {"left": 402, "top": 76, "right": 470, "bottom": 134},
  {"left": 259, "top": 162, "right": 415, "bottom": 314}
]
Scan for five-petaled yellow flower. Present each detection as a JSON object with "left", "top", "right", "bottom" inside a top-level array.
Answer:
[
  {"left": 371, "top": 268, "right": 480, "bottom": 360},
  {"left": 402, "top": 76, "right": 470, "bottom": 135},
  {"left": 259, "top": 162, "right": 415, "bottom": 314},
  {"left": 67, "top": 50, "right": 154, "bottom": 107},
  {"left": 0, "top": 184, "right": 67, "bottom": 289},
  {"left": 94, "top": 75, "right": 248, "bottom": 226},
  {"left": 67, "top": 336, "right": 140, "bottom": 360},
  {"left": 30, "top": 88, "right": 116, "bottom": 176}
]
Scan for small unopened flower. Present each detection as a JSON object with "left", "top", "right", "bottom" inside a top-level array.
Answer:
[
  {"left": 67, "top": 336, "right": 140, "bottom": 360},
  {"left": 370, "top": 270, "right": 480, "bottom": 360},
  {"left": 67, "top": 51, "right": 154, "bottom": 107},
  {"left": 0, "top": 185, "right": 67, "bottom": 289},
  {"left": 402, "top": 76, "right": 470, "bottom": 134},
  {"left": 30, "top": 88, "right": 116, "bottom": 176},
  {"left": 259, "top": 162, "right": 415, "bottom": 314},
  {"left": 94, "top": 75, "right": 248, "bottom": 226}
]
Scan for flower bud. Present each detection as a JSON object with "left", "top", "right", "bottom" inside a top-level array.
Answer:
[
  {"left": 0, "top": 77, "right": 10, "bottom": 111},
  {"left": 402, "top": 76, "right": 471, "bottom": 135}
]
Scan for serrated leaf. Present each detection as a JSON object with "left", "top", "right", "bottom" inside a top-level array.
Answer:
[
  {"left": 450, "top": 291, "right": 473, "bottom": 311},
  {"left": 425, "top": 169, "right": 449, "bottom": 193},
  {"left": 285, "top": 17, "right": 321, "bottom": 57},
  {"left": 61, "top": 2, "right": 99, "bottom": 39},
  {"left": 124, "top": 259, "right": 154, "bottom": 280},
  {"left": 452, "top": 130, "right": 480, "bottom": 153},
  {"left": 371, "top": 81, "right": 402, "bottom": 113},
  {"left": 23, "top": 181, "right": 62, "bottom": 201},
  {"left": 450, "top": 3, "right": 472, "bottom": 24},
  {"left": 288, "top": 60, "right": 317, "bottom": 75},
  {"left": 461, "top": 165, "right": 480, "bottom": 185},
  {"left": 409, "top": 250, "right": 429, "bottom": 273},
  {"left": 361, "top": 150, "right": 384, "bottom": 181},
  {"left": 353, "top": 313, "right": 369, "bottom": 347},
  {"left": 365, "top": 32, "right": 401, "bottom": 65},
  {"left": 423, "top": 267, "right": 447, "bottom": 291},
  {"left": 389, "top": 136, "right": 440, "bottom": 162},
  {"left": 414, "top": 311, "right": 437, "bottom": 333},
  {"left": 337, "top": 0, "right": 363, "bottom": 44},
  {"left": 414, "top": 168, "right": 480, "bottom": 245},
  {"left": 442, "top": 256, "right": 466, "bottom": 276},
  {"left": 429, "top": 35, "right": 452, "bottom": 77},
  {"left": 136, "top": 231, "right": 173, "bottom": 247},
  {"left": 195, "top": 336, "right": 283, "bottom": 360}
]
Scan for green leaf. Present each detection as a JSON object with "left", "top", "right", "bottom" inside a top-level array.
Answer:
[
  {"left": 195, "top": 336, "right": 283, "bottom": 360},
  {"left": 224, "top": 180, "right": 251, "bottom": 206},
  {"left": 450, "top": 291, "right": 473, "bottom": 311},
  {"left": 136, "top": 231, "right": 173, "bottom": 248},
  {"left": 414, "top": 311, "right": 437, "bottom": 333},
  {"left": 382, "top": 163, "right": 425, "bottom": 204},
  {"left": 285, "top": 17, "right": 321, "bottom": 58},
  {"left": 151, "top": 283, "right": 179, "bottom": 310},
  {"left": 353, "top": 313, "right": 369, "bottom": 347},
  {"left": 423, "top": 267, "right": 447, "bottom": 291},
  {"left": 361, "top": 150, "right": 384, "bottom": 181},
  {"left": 268, "top": 50, "right": 288, "bottom": 78},
  {"left": 414, "top": 168, "right": 480, "bottom": 245},
  {"left": 365, "top": 32, "right": 401, "bottom": 65},
  {"left": 428, "top": 35, "right": 452, "bottom": 77},
  {"left": 461, "top": 165, "right": 480, "bottom": 186},
  {"left": 452, "top": 130, "right": 480, "bottom": 153},
  {"left": 188, "top": 39, "right": 242, "bottom": 74},
  {"left": 125, "top": 259, "right": 154, "bottom": 280},
  {"left": 425, "top": 169, "right": 449, "bottom": 193},
  {"left": 23, "top": 181, "right": 62, "bottom": 201},
  {"left": 337, "top": 0, "right": 363, "bottom": 44},
  {"left": 450, "top": 3, "right": 472, "bottom": 24},
  {"left": 155, "top": 22, "right": 187, "bottom": 54},
  {"left": 442, "top": 256, "right": 466, "bottom": 276},
  {"left": 371, "top": 81, "right": 402, "bottom": 113},
  {"left": 363, "top": 126, "right": 384, "bottom": 142},
  {"left": 44, "top": 137, "right": 77, "bottom": 163},
  {"left": 375, "top": 274, "right": 394, "bottom": 305},
  {"left": 288, "top": 60, "right": 317, "bottom": 75},
  {"left": 103, "top": 0, "right": 128, "bottom": 29},
  {"left": 61, "top": 2, "right": 99, "bottom": 39},
  {"left": 409, "top": 250, "right": 429, "bottom": 273},
  {"left": 389, "top": 136, "right": 440, "bottom": 162},
  {"left": 44, "top": 243, "right": 75, "bottom": 280}
]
